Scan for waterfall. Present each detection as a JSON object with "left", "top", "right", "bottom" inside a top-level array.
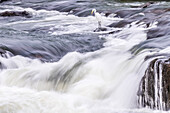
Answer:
[
  {"left": 138, "top": 57, "right": 170, "bottom": 110},
  {"left": 1, "top": 3, "right": 170, "bottom": 113},
  {"left": 0, "top": 18, "right": 153, "bottom": 113}
]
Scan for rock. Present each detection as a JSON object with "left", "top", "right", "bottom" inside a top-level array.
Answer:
[
  {"left": 107, "top": 5, "right": 170, "bottom": 40},
  {"left": 108, "top": 19, "right": 134, "bottom": 28},
  {"left": 0, "top": 0, "right": 9, "bottom": 3},
  {"left": 104, "top": 11, "right": 113, "bottom": 17},
  {"left": 141, "top": 1, "right": 155, "bottom": 8},
  {"left": 94, "top": 27, "right": 107, "bottom": 32},
  {"left": 0, "top": 11, "right": 31, "bottom": 18},
  {"left": 138, "top": 57, "right": 170, "bottom": 110},
  {"left": 0, "top": 47, "right": 14, "bottom": 58},
  {"left": 0, "top": 48, "right": 6, "bottom": 55},
  {"left": 147, "top": 27, "right": 168, "bottom": 39}
]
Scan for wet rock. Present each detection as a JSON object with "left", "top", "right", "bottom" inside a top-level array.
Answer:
[
  {"left": 107, "top": 5, "right": 170, "bottom": 40},
  {"left": 74, "top": 9, "right": 92, "bottom": 17},
  {"left": 0, "top": 11, "right": 31, "bottom": 18},
  {"left": 0, "top": 48, "right": 6, "bottom": 55},
  {"left": 0, "top": 47, "right": 14, "bottom": 58},
  {"left": 104, "top": 11, "right": 113, "bottom": 17},
  {"left": 147, "top": 14, "right": 170, "bottom": 39},
  {"left": 140, "top": 8, "right": 170, "bottom": 39},
  {"left": 108, "top": 19, "right": 134, "bottom": 28},
  {"left": 138, "top": 57, "right": 170, "bottom": 110},
  {"left": 147, "top": 27, "right": 170, "bottom": 39},
  {"left": 0, "top": 0, "right": 9, "bottom": 3},
  {"left": 114, "top": 9, "right": 140, "bottom": 18},
  {"left": 142, "top": 1, "right": 155, "bottom": 8},
  {"left": 94, "top": 27, "right": 107, "bottom": 32}
]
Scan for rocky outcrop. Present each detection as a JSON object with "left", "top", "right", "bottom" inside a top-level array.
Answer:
[{"left": 138, "top": 57, "right": 170, "bottom": 110}]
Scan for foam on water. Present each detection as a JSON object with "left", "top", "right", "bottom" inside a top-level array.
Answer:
[
  {"left": 0, "top": 5, "right": 168, "bottom": 113},
  {"left": 0, "top": 5, "right": 121, "bottom": 36}
]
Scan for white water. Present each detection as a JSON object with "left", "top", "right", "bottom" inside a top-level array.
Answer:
[{"left": 0, "top": 6, "right": 169, "bottom": 113}]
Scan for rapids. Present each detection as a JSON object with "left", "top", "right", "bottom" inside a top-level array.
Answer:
[{"left": 0, "top": 0, "right": 170, "bottom": 113}]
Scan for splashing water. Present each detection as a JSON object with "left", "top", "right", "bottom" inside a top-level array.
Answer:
[{"left": 0, "top": 3, "right": 170, "bottom": 113}]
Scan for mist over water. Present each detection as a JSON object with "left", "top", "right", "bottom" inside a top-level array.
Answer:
[{"left": 0, "top": 0, "right": 170, "bottom": 113}]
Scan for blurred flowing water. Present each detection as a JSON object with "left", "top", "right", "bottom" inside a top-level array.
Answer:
[{"left": 0, "top": 0, "right": 170, "bottom": 113}]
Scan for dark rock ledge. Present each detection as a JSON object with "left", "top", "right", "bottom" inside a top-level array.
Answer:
[{"left": 138, "top": 57, "right": 170, "bottom": 110}]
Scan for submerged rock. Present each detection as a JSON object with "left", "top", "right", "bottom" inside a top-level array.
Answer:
[
  {"left": 138, "top": 57, "right": 170, "bottom": 110},
  {"left": 108, "top": 19, "right": 134, "bottom": 28}
]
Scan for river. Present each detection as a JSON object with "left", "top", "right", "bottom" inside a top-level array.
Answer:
[{"left": 0, "top": 0, "right": 170, "bottom": 113}]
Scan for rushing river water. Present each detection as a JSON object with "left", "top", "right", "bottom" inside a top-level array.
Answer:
[{"left": 0, "top": 0, "right": 170, "bottom": 113}]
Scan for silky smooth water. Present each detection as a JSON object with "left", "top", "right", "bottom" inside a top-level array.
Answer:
[{"left": 0, "top": 0, "right": 170, "bottom": 113}]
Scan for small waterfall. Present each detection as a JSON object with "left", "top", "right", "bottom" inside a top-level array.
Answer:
[{"left": 138, "top": 57, "right": 170, "bottom": 110}]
